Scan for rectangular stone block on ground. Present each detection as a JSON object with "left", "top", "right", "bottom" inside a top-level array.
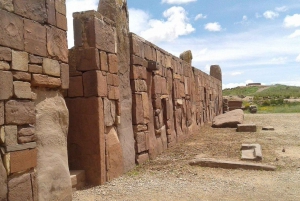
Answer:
[
  {"left": 5, "top": 100, "right": 35, "bottom": 125},
  {"left": 237, "top": 124, "right": 257, "bottom": 132},
  {"left": 241, "top": 144, "right": 262, "bottom": 161},
  {"left": 0, "top": 70, "right": 13, "bottom": 100}
]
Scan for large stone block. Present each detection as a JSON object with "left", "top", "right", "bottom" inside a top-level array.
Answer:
[
  {"left": 237, "top": 124, "right": 257, "bottom": 132},
  {"left": 83, "top": 71, "right": 107, "bottom": 97},
  {"left": 108, "top": 54, "right": 118, "bottom": 74},
  {"left": 107, "top": 73, "right": 119, "bottom": 86},
  {"left": 13, "top": 81, "right": 32, "bottom": 99},
  {"left": 0, "top": 71, "right": 13, "bottom": 100},
  {"left": 13, "top": 0, "right": 46, "bottom": 22},
  {"left": 0, "top": 102, "right": 4, "bottom": 125},
  {"left": 104, "top": 98, "right": 116, "bottom": 127},
  {"left": 131, "top": 80, "right": 147, "bottom": 92},
  {"left": 130, "top": 34, "right": 144, "bottom": 58},
  {"left": 132, "top": 94, "right": 144, "bottom": 125},
  {"left": 12, "top": 51, "right": 28, "bottom": 72},
  {"left": 106, "top": 127, "right": 124, "bottom": 181},
  {"left": 99, "top": 51, "right": 108, "bottom": 71},
  {"left": 0, "top": 156, "right": 7, "bottom": 201},
  {"left": 29, "top": 64, "right": 43, "bottom": 74},
  {"left": 55, "top": 0, "right": 66, "bottom": 15},
  {"left": 8, "top": 173, "right": 33, "bottom": 201},
  {"left": 17, "top": 125, "right": 36, "bottom": 144},
  {"left": 24, "top": 19, "right": 47, "bottom": 56},
  {"left": 0, "top": 46, "right": 11, "bottom": 61},
  {"left": 130, "top": 65, "right": 147, "bottom": 80},
  {"left": 61, "top": 63, "right": 69, "bottom": 90},
  {"left": 29, "top": 55, "right": 43, "bottom": 64},
  {"left": 10, "top": 149, "right": 37, "bottom": 173},
  {"left": 46, "top": 0, "right": 56, "bottom": 25},
  {"left": 34, "top": 88, "right": 72, "bottom": 201},
  {"left": 12, "top": 71, "right": 31, "bottom": 82},
  {"left": 0, "top": 61, "right": 10, "bottom": 72},
  {"left": 131, "top": 55, "right": 147, "bottom": 67},
  {"left": 210, "top": 65, "right": 222, "bottom": 81},
  {"left": 136, "top": 153, "right": 149, "bottom": 165},
  {"left": 47, "top": 26, "right": 68, "bottom": 63},
  {"left": 31, "top": 74, "right": 61, "bottom": 88},
  {"left": 141, "top": 93, "right": 150, "bottom": 124},
  {"left": 0, "top": 0, "right": 13, "bottom": 12},
  {"left": 5, "top": 100, "right": 35, "bottom": 125},
  {"left": 68, "top": 76, "right": 83, "bottom": 97},
  {"left": 108, "top": 86, "right": 119, "bottom": 100},
  {"left": 1, "top": 125, "right": 17, "bottom": 146},
  {"left": 76, "top": 48, "right": 100, "bottom": 71},
  {"left": 43, "top": 58, "right": 60, "bottom": 77},
  {"left": 56, "top": 11, "right": 67, "bottom": 31},
  {"left": 135, "top": 131, "right": 149, "bottom": 153},
  {"left": 0, "top": 10, "right": 24, "bottom": 50}
]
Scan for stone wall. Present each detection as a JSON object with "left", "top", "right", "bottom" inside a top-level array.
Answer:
[{"left": 0, "top": 1, "right": 71, "bottom": 200}]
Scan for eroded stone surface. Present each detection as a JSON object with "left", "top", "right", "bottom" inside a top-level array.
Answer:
[
  {"left": 212, "top": 109, "right": 244, "bottom": 128},
  {"left": 0, "top": 71, "right": 13, "bottom": 100},
  {"left": 0, "top": 156, "right": 7, "bottom": 201},
  {"left": 8, "top": 173, "right": 33, "bottom": 201},
  {"left": 5, "top": 100, "right": 35, "bottom": 125}
]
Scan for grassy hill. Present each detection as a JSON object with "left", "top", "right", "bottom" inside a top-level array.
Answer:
[{"left": 223, "top": 84, "right": 300, "bottom": 113}]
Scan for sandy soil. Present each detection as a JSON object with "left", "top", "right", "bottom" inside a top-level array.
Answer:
[{"left": 73, "top": 113, "right": 300, "bottom": 201}]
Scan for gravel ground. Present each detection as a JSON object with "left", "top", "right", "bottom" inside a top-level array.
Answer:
[{"left": 73, "top": 113, "right": 300, "bottom": 201}]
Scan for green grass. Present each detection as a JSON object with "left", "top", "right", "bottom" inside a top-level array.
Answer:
[
  {"left": 223, "top": 86, "right": 259, "bottom": 96},
  {"left": 246, "top": 103, "right": 300, "bottom": 114},
  {"left": 255, "top": 84, "right": 300, "bottom": 99}
]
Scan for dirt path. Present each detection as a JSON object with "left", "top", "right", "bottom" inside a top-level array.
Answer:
[{"left": 73, "top": 114, "right": 300, "bottom": 201}]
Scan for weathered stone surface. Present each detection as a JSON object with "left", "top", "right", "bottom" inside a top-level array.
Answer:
[
  {"left": 0, "top": 71, "right": 13, "bottom": 100},
  {"left": 70, "top": 170, "right": 86, "bottom": 191},
  {"left": 12, "top": 51, "right": 28, "bottom": 72},
  {"left": 0, "top": 47, "right": 11, "bottom": 61},
  {"left": 0, "top": 156, "right": 7, "bottom": 201},
  {"left": 33, "top": 88, "right": 72, "bottom": 201},
  {"left": 130, "top": 34, "right": 144, "bottom": 58},
  {"left": 108, "top": 54, "right": 118, "bottom": 74},
  {"left": 0, "top": 102, "right": 4, "bottom": 126},
  {"left": 4, "top": 142, "right": 36, "bottom": 152},
  {"left": 47, "top": 26, "right": 68, "bottom": 62},
  {"left": 29, "top": 55, "right": 43, "bottom": 64},
  {"left": 136, "top": 153, "right": 149, "bottom": 165},
  {"left": 99, "top": 0, "right": 136, "bottom": 173},
  {"left": 241, "top": 144, "right": 262, "bottom": 161},
  {"left": 212, "top": 109, "right": 244, "bottom": 128},
  {"left": 29, "top": 64, "right": 43, "bottom": 74},
  {"left": 10, "top": 149, "right": 37, "bottom": 173},
  {"left": 56, "top": 11, "right": 67, "bottom": 31},
  {"left": 135, "top": 132, "right": 149, "bottom": 153},
  {"left": 5, "top": 100, "right": 35, "bottom": 125},
  {"left": 133, "top": 125, "right": 148, "bottom": 132},
  {"left": 262, "top": 126, "right": 274, "bottom": 131},
  {"left": 0, "top": 10, "right": 24, "bottom": 50},
  {"left": 76, "top": 48, "right": 100, "bottom": 71},
  {"left": 0, "top": 0, "right": 13, "bottom": 12},
  {"left": 132, "top": 94, "right": 144, "bottom": 125},
  {"left": 130, "top": 65, "right": 147, "bottom": 80},
  {"left": 108, "top": 86, "right": 120, "bottom": 100},
  {"left": 13, "top": 0, "right": 46, "bottom": 22},
  {"left": 0, "top": 61, "right": 10, "bottom": 70},
  {"left": 13, "top": 81, "right": 32, "bottom": 99},
  {"left": 180, "top": 50, "right": 193, "bottom": 65},
  {"left": 131, "top": 80, "right": 147, "bottom": 92},
  {"left": 61, "top": 63, "right": 69, "bottom": 90},
  {"left": 12, "top": 71, "right": 31, "bottom": 81},
  {"left": 107, "top": 73, "right": 119, "bottom": 86},
  {"left": 237, "top": 124, "right": 257, "bottom": 132},
  {"left": 99, "top": 51, "right": 109, "bottom": 71},
  {"left": 8, "top": 173, "right": 33, "bottom": 201},
  {"left": 67, "top": 97, "right": 106, "bottom": 185},
  {"left": 131, "top": 55, "right": 147, "bottom": 67},
  {"left": 43, "top": 58, "right": 60, "bottom": 77},
  {"left": 83, "top": 71, "right": 107, "bottom": 97},
  {"left": 68, "top": 76, "right": 83, "bottom": 97},
  {"left": 1, "top": 125, "right": 17, "bottom": 146},
  {"left": 46, "top": 0, "right": 56, "bottom": 25},
  {"left": 106, "top": 127, "right": 124, "bottom": 181},
  {"left": 24, "top": 19, "right": 47, "bottom": 56},
  {"left": 31, "top": 74, "right": 61, "bottom": 88},
  {"left": 18, "top": 125, "right": 36, "bottom": 144},
  {"left": 189, "top": 158, "right": 275, "bottom": 171},
  {"left": 55, "top": 0, "right": 66, "bottom": 15},
  {"left": 104, "top": 98, "right": 116, "bottom": 127}
]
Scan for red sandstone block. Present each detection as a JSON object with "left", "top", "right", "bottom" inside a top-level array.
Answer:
[
  {"left": 8, "top": 172, "right": 34, "bottom": 201},
  {"left": 131, "top": 80, "right": 147, "bottom": 92},
  {"left": 130, "top": 65, "right": 147, "bottom": 80},
  {"left": 31, "top": 74, "right": 61, "bottom": 88},
  {"left": 99, "top": 51, "right": 109, "bottom": 72},
  {"left": 144, "top": 43, "right": 156, "bottom": 61},
  {"left": 56, "top": 11, "right": 67, "bottom": 31},
  {"left": 130, "top": 34, "right": 144, "bottom": 58},
  {"left": 47, "top": 26, "right": 68, "bottom": 63},
  {"left": 28, "top": 64, "right": 42, "bottom": 74},
  {"left": 132, "top": 94, "right": 144, "bottom": 124},
  {"left": 141, "top": 93, "right": 150, "bottom": 124},
  {"left": 136, "top": 153, "right": 149, "bottom": 165},
  {"left": 131, "top": 55, "right": 147, "bottom": 67},
  {"left": 24, "top": 19, "right": 47, "bottom": 57},
  {"left": 55, "top": 0, "right": 66, "bottom": 15},
  {"left": 43, "top": 58, "right": 61, "bottom": 77},
  {"left": 108, "top": 86, "right": 120, "bottom": 100},
  {"left": 0, "top": 70, "right": 13, "bottom": 100},
  {"left": 10, "top": 149, "right": 37, "bottom": 173},
  {"left": 12, "top": 71, "right": 31, "bottom": 82},
  {"left": 0, "top": 101, "right": 4, "bottom": 125},
  {"left": 13, "top": 81, "right": 32, "bottom": 99},
  {"left": 0, "top": 61, "right": 10, "bottom": 70},
  {"left": 135, "top": 132, "right": 149, "bottom": 153},
  {"left": 29, "top": 55, "right": 43, "bottom": 64},
  {"left": 76, "top": 48, "right": 100, "bottom": 71},
  {"left": 152, "top": 75, "right": 162, "bottom": 95},
  {"left": 13, "top": 0, "right": 47, "bottom": 22},
  {"left": 12, "top": 51, "right": 29, "bottom": 72},
  {"left": 107, "top": 73, "right": 119, "bottom": 86},
  {"left": 0, "top": 46, "right": 12, "bottom": 61},
  {"left": 68, "top": 76, "right": 83, "bottom": 97},
  {"left": 0, "top": 9, "right": 24, "bottom": 50},
  {"left": 61, "top": 63, "right": 69, "bottom": 89},
  {"left": 5, "top": 100, "right": 35, "bottom": 125},
  {"left": 83, "top": 71, "right": 107, "bottom": 97},
  {"left": 108, "top": 54, "right": 118, "bottom": 74},
  {"left": 46, "top": 0, "right": 56, "bottom": 25}
]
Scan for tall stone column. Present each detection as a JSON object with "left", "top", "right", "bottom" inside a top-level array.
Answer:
[{"left": 98, "top": 0, "right": 136, "bottom": 172}]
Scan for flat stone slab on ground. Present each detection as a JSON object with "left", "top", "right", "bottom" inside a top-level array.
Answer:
[
  {"left": 189, "top": 157, "right": 275, "bottom": 171},
  {"left": 262, "top": 126, "right": 274, "bottom": 131},
  {"left": 70, "top": 170, "right": 86, "bottom": 191},
  {"left": 241, "top": 144, "right": 262, "bottom": 161},
  {"left": 212, "top": 109, "right": 244, "bottom": 128},
  {"left": 237, "top": 124, "right": 257, "bottom": 132}
]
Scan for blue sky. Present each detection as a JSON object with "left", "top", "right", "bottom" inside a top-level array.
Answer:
[{"left": 66, "top": 0, "right": 300, "bottom": 88}]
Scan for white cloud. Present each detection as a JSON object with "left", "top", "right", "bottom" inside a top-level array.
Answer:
[
  {"left": 129, "top": 8, "right": 150, "bottom": 34},
  {"left": 134, "top": 6, "right": 195, "bottom": 43},
  {"left": 296, "top": 54, "right": 300, "bottom": 62},
  {"left": 223, "top": 80, "right": 254, "bottom": 89},
  {"left": 204, "top": 22, "right": 222, "bottom": 32},
  {"left": 263, "top": 11, "right": 279, "bottom": 19},
  {"left": 271, "top": 57, "right": 288, "bottom": 64},
  {"left": 284, "top": 14, "right": 300, "bottom": 27},
  {"left": 66, "top": 0, "right": 99, "bottom": 48},
  {"left": 195, "top": 13, "right": 207, "bottom": 21},
  {"left": 161, "top": 0, "right": 197, "bottom": 4},
  {"left": 275, "top": 6, "right": 288, "bottom": 12},
  {"left": 231, "top": 72, "right": 243, "bottom": 76},
  {"left": 288, "top": 30, "right": 300, "bottom": 38}
]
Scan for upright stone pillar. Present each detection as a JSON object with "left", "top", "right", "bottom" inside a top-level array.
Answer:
[{"left": 98, "top": 0, "right": 136, "bottom": 172}]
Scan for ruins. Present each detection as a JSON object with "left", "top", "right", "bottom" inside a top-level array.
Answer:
[{"left": 0, "top": 0, "right": 222, "bottom": 200}]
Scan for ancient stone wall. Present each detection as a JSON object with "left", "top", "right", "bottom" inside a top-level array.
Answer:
[{"left": 0, "top": 1, "right": 71, "bottom": 200}]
